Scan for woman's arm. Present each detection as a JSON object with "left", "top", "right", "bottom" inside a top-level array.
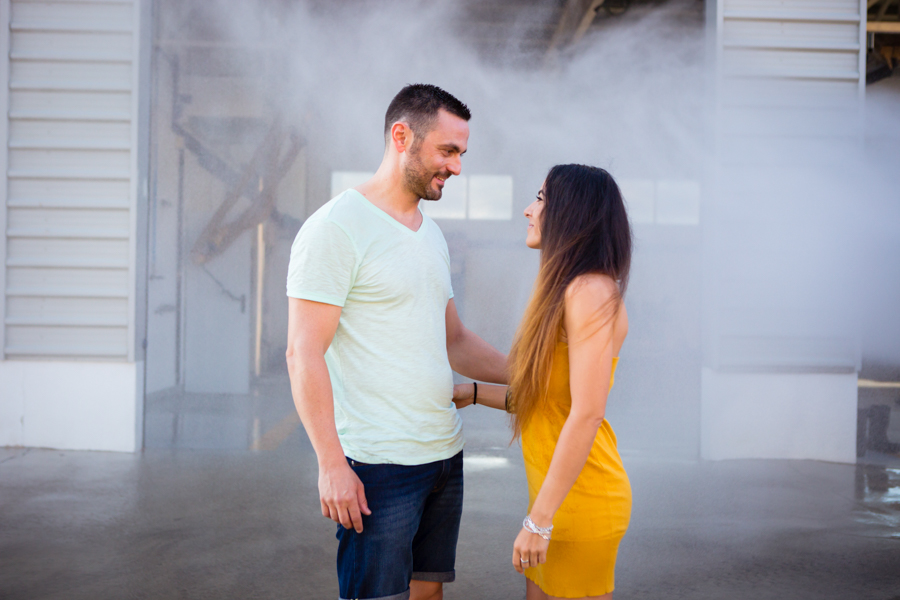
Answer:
[
  {"left": 512, "top": 274, "right": 622, "bottom": 572},
  {"left": 452, "top": 382, "right": 508, "bottom": 411}
]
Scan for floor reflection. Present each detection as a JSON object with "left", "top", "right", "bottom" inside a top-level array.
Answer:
[
  {"left": 144, "top": 376, "right": 296, "bottom": 450},
  {"left": 854, "top": 463, "right": 900, "bottom": 539},
  {"left": 3, "top": 447, "right": 900, "bottom": 599}
]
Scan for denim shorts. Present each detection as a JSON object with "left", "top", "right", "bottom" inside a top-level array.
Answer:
[{"left": 336, "top": 450, "right": 464, "bottom": 600}]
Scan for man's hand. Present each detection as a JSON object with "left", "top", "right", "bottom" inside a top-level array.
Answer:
[{"left": 318, "top": 461, "right": 371, "bottom": 533}]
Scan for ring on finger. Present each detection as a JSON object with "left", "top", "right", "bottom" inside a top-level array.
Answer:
[{"left": 520, "top": 557, "right": 530, "bottom": 563}]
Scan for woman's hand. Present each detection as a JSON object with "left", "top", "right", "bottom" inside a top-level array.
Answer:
[
  {"left": 452, "top": 383, "right": 475, "bottom": 409},
  {"left": 512, "top": 527, "right": 550, "bottom": 574}
]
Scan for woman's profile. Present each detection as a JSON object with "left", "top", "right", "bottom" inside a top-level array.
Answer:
[{"left": 455, "top": 163, "right": 633, "bottom": 599}]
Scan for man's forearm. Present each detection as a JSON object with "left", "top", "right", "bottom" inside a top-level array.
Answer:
[
  {"left": 448, "top": 328, "right": 508, "bottom": 384},
  {"left": 287, "top": 348, "right": 345, "bottom": 466}
]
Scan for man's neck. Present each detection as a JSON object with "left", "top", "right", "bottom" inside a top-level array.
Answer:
[{"left": 355, "top": 163, "right": 422, "bottom": 230}]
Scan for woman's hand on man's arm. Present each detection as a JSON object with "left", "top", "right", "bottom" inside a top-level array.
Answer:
[{"left": 452, "top": 382, "right": 509, "bottom": 411}]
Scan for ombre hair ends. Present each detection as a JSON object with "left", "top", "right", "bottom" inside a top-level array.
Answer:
[{"left": 507, "top": 164, "right": 633, "bottom": 439}]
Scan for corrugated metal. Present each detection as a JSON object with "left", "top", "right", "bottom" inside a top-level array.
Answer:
[{"left": 4, "top": 0, "right": 136, "bottom": 360}]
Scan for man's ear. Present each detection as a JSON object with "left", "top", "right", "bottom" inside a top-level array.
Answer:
[{"left": 391, "top": 122, "right": 411, "bottom": 154}]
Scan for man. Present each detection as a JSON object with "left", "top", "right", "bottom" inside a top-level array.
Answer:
[{"left": 286, "top": 84, "right": 507, "bottom": 600}]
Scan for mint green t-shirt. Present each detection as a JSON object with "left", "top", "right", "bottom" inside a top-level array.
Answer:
[{"left": 286, "top": 189, "right": 463, "bottom": 465}]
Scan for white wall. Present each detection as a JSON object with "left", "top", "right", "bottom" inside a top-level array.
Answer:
[
  {"left": 702, "top": 0, "right": 866, "bottom": 464},
  {"left": 701, "top": 368, "right": 858, "bottom": 463},
  {"left": 0, "top": 0, "right": 149, "bottom": 453},
  {"left": 0, "top": 360, "right": 141, "bottom": 452}
]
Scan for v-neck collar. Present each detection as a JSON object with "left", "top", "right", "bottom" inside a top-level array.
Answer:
[{"left": 349, "top": 189, "right": 426, "bottom": 238}]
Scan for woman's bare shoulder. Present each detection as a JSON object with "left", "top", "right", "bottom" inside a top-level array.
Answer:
[
  {"left": 564, "top": 273, "right": 618, "bottom": 306},
  {"left": 564, "top": 274, "right": 620, "bottom": 329},
  {"left": 564, "top": 274, "right": 627, "bottom": 344}
]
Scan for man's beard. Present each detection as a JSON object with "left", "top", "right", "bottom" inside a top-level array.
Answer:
[{"left": 403, "top": 146, "right": 445, "bottom": 201}]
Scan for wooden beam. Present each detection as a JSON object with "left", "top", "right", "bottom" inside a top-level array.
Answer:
[
  {"left": 571, "top": 0, "right": 606, "bottom": 46},
  {"left": 859, "top": 378, "right": 900, "bottom": 389},
  {"left": 868, "top": 21, "right": 900, "bottom": 32},
  {"left": 545, "top": 0, "right": 605, "bottom": 63}
]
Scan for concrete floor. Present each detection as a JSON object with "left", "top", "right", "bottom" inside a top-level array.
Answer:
[{"left": 2, "top": 408, "right": 900, "bottom": 600}]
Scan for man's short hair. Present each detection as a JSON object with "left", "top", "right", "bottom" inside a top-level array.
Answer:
[{"left": 384, "top": 84, "right": 471, "bottom": 143}]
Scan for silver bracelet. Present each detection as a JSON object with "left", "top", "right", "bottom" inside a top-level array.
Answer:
[{"left": 523, "top": 515, "right": 552, "bottom": 540}]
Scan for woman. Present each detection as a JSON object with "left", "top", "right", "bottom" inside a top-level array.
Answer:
[{"left": 454, "top": 164, "right": 632, "bottom": 599}]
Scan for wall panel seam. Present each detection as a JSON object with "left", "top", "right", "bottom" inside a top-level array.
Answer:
[
  {"left": 0, "top": 0, "right": 11, "bottom": 360},
  {"left": 127, "top": 0, "right": 137, "bottom": 363}
]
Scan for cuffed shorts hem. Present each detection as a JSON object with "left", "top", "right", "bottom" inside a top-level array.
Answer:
[
  {"left": 412, "top": 570, "right": 455, "bottom": 583},
  {"left": 339, "top": 589, "right": 410, "bottom": 600}
]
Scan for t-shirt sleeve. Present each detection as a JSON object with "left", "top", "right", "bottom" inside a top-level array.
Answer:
[{"left": 286, "top": 218, "right": 357, "bottom": 306}]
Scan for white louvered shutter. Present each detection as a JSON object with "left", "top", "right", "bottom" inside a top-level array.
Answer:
[
  {"left": 717, "top": 0, "right": 865, "bottom": 149},
  {"left": 3, "top": 0, "right": 137, "bottom": 360}
]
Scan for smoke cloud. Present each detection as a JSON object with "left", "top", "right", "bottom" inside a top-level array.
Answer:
[{"left": 148, "top": 0, "right": 898, "bottom": 457}]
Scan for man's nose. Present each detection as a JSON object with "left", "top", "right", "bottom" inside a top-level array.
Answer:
[{"left": 447, "top": 156, "right": 462, "bottom": 176}]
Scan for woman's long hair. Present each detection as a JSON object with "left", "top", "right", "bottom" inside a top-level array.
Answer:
[{"left": 507, "top": 164, "right": 632, "bottom": 439}]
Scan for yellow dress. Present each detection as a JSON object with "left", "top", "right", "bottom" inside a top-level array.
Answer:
[{"left": 522, "top": 342, "right": 632, "bottom": 598}]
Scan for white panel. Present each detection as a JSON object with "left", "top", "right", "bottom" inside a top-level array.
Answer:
[
  {"left": 7, "top": 206, "right": 129, "bottom": 237},
  {"left": 7, "top": 296, "right": 128, "bottom": 324},
  {"left": 9, "top": 148, "right": 130, "bottom": 173},
  {"left": 7, "top": 237, "right": 130, "bottom": 267},
  {"left": 717, "top": 335, "right": 858, "bottom": 370},
  {"left": 422, "top": 174, "right": 466, "bottom": 220},
  {"left": 0, "top": 360, "right": 138, "bottom": 452},
  {"left": 719, "top": 106, "right": 860, "bottom": 136},
  {"left": 1, "top": 1, "right": 140, "bottom": 446},
  {"left": 723, "top": 19, "right": 860, "bottom": 45},
  {"left": 144, "top": 310, "right": 174, "bottom": 393},
  {"left": 9, "top": 90, "right": 131, "bottom": 118},
  {"left": 0, "top": 362, "right": 25, "bottom": 446},
  {"left": 10, "top": 119, "right": 131, "bottom": 144},
  {"left": 8, "top": 176, "right": 130, "bottom": 207},
  {"left": 724, "top": 0, "right": 859, "bottom": 14},
  {"left": 11, "top": 59, "right": 132, "bottom": 89},
  {"left": 183, "top": 232, "right": 251, "bottom": 394},
  {"left": 329, "top": 171, "right": 372, "bottom": 197},
  {"left": 701, "top": 368, "right": 857, "bottom": 463},
  {"left": 719, "top": 77, "right": 859, "bottom": 108},
  {"left": 6, "top": 266, "right": 128, "bottom": 296},
  {"left": 707, "top": 0, "right": 864, "bottom": 464},
  {"left": 618, "top": 179, "right": 655, "bottom": 224},
  {"left": 11, "top": 1, "right": 133, "bottom": 31},
  {"left": 656, "top": 180, "right": 701, "bottom": 226},
  {"left": 722, "top": 47, "right": 859, "bottom": 77},
  {"left": 1, "top": 0, "right": 10, "bottom": 358},
  {"left": 468, "top": 175, "right": 513, "bottom": 220},
  {"left": 11, "top": 30, "right": 132, "bottom": 59},
  {"left": 6, "top": 324, "right": 127, "bottom": 357},
  {"left": 717, "top": 134, "right": 857, "bottom": 166}
]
